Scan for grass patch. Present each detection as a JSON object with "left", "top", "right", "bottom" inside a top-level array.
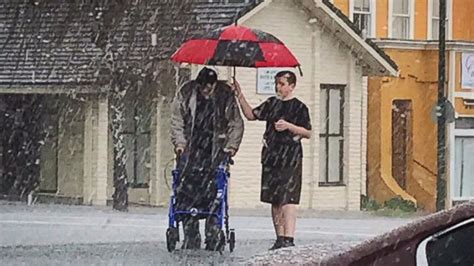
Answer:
[{"left": 361, "top": 195, "right": 421, "bottom": 218}]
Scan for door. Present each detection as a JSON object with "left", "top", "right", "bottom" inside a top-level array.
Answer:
[
  {"left": 392, "top": 100, "right": 412, "bottom": 190},
  {"left": 39, "top": 96, "right": 59, "bottom": 193}
]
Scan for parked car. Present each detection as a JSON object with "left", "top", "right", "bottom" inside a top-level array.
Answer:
[{"left": 321, "top": 201, "right": 474, "bottom": 266}]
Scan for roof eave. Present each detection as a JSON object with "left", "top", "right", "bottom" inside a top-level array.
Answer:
[{"left": 302, "top": 0, "right": 399, "bottom": 77}]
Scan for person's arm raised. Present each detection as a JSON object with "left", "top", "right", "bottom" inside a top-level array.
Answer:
[{"left": 232, "top": 80, "right": 256, "bottom": 121}]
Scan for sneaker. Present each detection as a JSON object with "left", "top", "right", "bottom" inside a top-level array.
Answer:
[
  {"left": 268, "top": 237, "right": 284, "bottom": 250},
  {"left": 282, "top": 239, "right": 295, "bottom": 248}
]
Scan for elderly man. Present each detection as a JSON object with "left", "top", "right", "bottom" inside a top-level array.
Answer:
[{"left": 170, "top": 67, "right": 244, "bottom": 250}]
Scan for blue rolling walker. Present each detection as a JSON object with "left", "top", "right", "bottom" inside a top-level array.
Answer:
[{"left": 166, "top": 152, "right": 235, "bottom": 252}]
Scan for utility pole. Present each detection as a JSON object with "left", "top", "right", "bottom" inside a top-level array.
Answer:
[{"left": 436, "top": 0, "right": 447, "bottom": 211}]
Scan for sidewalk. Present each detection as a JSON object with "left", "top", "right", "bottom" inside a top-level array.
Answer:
[{"left": 0, "top": 200, "right": 420, "bottom": 220}]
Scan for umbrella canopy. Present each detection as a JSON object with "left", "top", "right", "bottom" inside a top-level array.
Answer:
[{"left": 171, "top": 25, "right": 300, "bottom": 68}]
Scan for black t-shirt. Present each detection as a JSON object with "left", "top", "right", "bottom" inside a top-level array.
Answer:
[{"left": 253, "top": 97, "right": 312, "bottom": 167}]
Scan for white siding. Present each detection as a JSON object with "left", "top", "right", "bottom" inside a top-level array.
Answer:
[
  {"left": 146, "top": 0, "right": 368, "bottom": 211},
  {"left": 229, "top": 0, "right": 365, "bottom": 210}
]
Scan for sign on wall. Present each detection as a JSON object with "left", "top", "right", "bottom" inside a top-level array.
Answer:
[
  {"left": 256, "top": 68, "right": 295, "bottom": 95},
  {"left": 462, "top": 53, "right": 474, "bottom": 89}
]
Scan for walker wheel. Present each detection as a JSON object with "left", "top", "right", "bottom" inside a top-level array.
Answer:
[
  {"left": 166, "top": 228, "right": 179, "bottom": 252},
  {"left": 217, "top": 230, "right": 226, "bottom": 252},
  {"left": 229, "top": 230, "right": 235, "bottom": 252}
]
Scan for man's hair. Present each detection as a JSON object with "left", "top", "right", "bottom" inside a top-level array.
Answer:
[
  {"left": 275, "top": 70, "right": 296, "bottom": 86},
  {"left": 196, "top": 67, "right": 217, "bottom": 85}
]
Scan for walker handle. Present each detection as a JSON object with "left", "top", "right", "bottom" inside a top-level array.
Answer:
[{"left": 175, "top": 150, "right": 182, "bottom": 165}]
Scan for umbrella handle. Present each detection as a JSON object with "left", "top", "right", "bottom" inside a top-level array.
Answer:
[
  {"left": 233, "top": 12, "right": 237, "bottom": 79},
  {"left": 298, "top": 65, "right": 303, "bottom": 77},
  {"left": 234, "top": 10, "right": 239, "bottom": 26}
]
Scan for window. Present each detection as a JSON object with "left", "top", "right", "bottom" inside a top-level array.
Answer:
[
  {"left": 429, "top": 0, "right": 450, "bottom": 40},
  {"left": 121, "top": 81, "right": 152, "bottom": 188},
  {"left": 454, "top": 137, "right": 474, "bottom": 198},
  {"left": 455, "top": 117, "right": 474, "bottom": 129},
  {"left": 351, "top": 0, "right": 375, "bottom": 38},
  {"left": 319, "top": 85, "right": 345, "bottom": 185},
  {"left": 389, "top": 0, "right": 414, "bottom": 39},
  {"left": 425, "top": 220, "right": 474, "bottom": 265}
]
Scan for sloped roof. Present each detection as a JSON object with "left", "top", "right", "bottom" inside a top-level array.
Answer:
[
  {"left": 0, "top": 1, "right": 103, "bottom": 85},
  {"left": 103, "top": 0, "right": 260, "bottom": 71},
  {"left": 320, "top": 0, "right": 398, "bottom": 74},
  {"left": 0, "top": 0, "right": 261, "bottom": 86},
  {"left": 238, "top": 0, "right": 398, "bottom": 76}
]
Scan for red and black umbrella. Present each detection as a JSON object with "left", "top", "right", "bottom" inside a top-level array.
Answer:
[{"left": 171, "top": 25, "right": 301, "bottom": 73}]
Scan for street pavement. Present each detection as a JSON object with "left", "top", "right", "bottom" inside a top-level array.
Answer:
[{"left": 0, "top": 202, "right": 414, "bottom": 265}]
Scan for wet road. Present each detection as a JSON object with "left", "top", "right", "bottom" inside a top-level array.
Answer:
[{"left": 0, "top": 203, "right": 413, "bottom": 265}]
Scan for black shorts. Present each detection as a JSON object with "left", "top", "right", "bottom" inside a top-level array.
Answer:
[{"left": 260, "top": 159, "right": 302, "bottom": 205}]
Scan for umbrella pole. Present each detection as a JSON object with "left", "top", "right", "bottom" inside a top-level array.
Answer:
[
  {"left": 233, "top": 16, "right": 237, "bottom": 81},
  {"left": 298, "top": 65, "right": 303, "bottom": 77}
]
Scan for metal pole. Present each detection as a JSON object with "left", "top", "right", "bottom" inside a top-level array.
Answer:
[{"left": 436, "top": 0, "right": 447, "bottom": 211}]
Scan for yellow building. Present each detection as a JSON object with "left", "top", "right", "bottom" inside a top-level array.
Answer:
[{"left": 331, "top": 0, "right": 474, "bottom": 211}]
